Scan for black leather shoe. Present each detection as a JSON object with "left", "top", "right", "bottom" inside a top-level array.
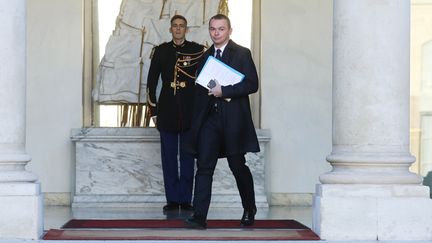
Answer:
[
  {"left": 240, "top": 208, "right": 257, "bottom": 226},
  {"left": 184, "top": 216, "right": 207, "bottom": 229},
  {"left": 163, "top": 203, "right": 179, "bottom": 212},
  {"left": 180, "top": 203, "right": 193, "bottom": 211}
]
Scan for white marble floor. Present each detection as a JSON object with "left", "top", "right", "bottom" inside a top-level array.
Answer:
[
  {"left": 44, "top": 205, "right": 313, "bottom": 230},
  {"left": 5, "top": 206, "right": 427, "bottom": 243}
]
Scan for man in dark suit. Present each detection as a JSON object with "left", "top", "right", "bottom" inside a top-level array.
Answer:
[
  {"left": 147, "top": 15, "right": 205, "bottom": 213},
  {"left": 184, "top": 14, "right": 259, "bottom": 229}
]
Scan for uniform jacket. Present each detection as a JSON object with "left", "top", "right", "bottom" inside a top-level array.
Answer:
[
  {"left": 184, "top": 40, "right": 260, "bottom": 157},
  {"left": 147, "top": 40, "right": 204, "bottom": 132}
]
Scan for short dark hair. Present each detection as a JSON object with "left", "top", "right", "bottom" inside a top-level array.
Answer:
[
  {"left": 209, "top": 14, "right": 231, "bottom": 29},
  {"left": 170, "top": 15, "right": 187, "bottom": 26}
]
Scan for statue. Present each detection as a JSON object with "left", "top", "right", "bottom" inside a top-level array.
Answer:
[{"left": 92, "top": 0, "right": 229, "bottom": 127}]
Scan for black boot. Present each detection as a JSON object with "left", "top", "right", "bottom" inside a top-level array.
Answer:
[
  {"left": 184, "top": 214, "right": 207, "bottom": 229},
  {"left": 163, "top": 202, "right": 179, "bottom": 212},
  {"left": 240, "top": 208, "right": 257, "bottom": 226}
]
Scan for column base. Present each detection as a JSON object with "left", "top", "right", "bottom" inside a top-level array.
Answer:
[
  {"left": 313, "top": 184, "right": 432, "bottom": 240},
  {"left": 0, "top": 183, "right": 43, "bottom": 240}
]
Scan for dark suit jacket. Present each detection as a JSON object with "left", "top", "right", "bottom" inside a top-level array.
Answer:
[{"left": 184, "top": 40, "right": 260, "bottom": 157}]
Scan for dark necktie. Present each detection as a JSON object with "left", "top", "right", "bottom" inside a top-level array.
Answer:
[{"left": 215, "top": 49, "right": 222, "bottom": 59}]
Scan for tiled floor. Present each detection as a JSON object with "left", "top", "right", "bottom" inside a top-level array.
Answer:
[{"left": 44, "top": 205, "right": 313, "bottom": 230}]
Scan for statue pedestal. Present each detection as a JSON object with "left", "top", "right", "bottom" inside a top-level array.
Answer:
[{"left": 71, "top": 128, "right": 270, "bottom": 208}]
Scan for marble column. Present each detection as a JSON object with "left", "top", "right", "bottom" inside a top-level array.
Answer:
[
  {"left": 0, "top": 0, "right": 43, "bottom": 239},
  {"left": 313, "top": 0, "right": 432, "bottom": 240}
]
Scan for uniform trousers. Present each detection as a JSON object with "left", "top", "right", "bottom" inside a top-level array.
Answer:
[
  {"left": 192, "top": 105, "right": 256, "bottom": 220},
  {"left": 159, "top": 130, "right": 194, "bottom": 204}
]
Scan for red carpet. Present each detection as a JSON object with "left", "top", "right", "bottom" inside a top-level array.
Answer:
[
  {"left": 62, "top": 218, "right": 310, "bottom": 229},
  {"left": 43, "top": 219, "right": 320, "bottom": 241}
]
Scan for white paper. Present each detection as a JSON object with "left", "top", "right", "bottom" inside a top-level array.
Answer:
[{"left": 196, "top": 56, "right": 245, "bottom": 89}]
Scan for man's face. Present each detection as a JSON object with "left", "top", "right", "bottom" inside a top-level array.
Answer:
[
  {"left": 209, "top": 19, "right": 232, "bottom": 48},
  {"left": 170, "top": 18, "right": 187, "bottom": 42}
]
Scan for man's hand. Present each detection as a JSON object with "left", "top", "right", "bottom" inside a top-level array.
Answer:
[
  {"left": 208, "top": 79, "right": 222, "bottom": 97},
  {"left": 149, "top": 106, "right": 157, "bottom": 117}
]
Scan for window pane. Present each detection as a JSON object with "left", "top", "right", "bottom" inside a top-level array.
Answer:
[
  {"left": 229, "top": 0, "right": 252, "bottom": 49},
  {"left": 97, "top": 0, "right": 122, "bottom": 61},
  {"left": 410, "top": 2, "right": 432, "bottom": 181}
]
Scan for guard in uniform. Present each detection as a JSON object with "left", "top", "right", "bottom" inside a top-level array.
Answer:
[{"left": 146, "top": 15, "right": 205, "bottom": 212}]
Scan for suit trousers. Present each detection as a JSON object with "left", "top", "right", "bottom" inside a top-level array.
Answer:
[
  {"left": 192, "top": 107, "right": 256, "bottom": 220},
  {"left": 159, "top": 130, "right": 195, "bottom": 204}
]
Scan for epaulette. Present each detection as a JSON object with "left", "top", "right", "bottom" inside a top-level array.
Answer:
[
  {"left": 150, "top": 42, "right": 167, "bottom": 59},
  {"left": 204, "top": 41, "right": 210, "bottom": 50},
  {"left": 153, "top": 42, "right": 168, "bottom": 49}
]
